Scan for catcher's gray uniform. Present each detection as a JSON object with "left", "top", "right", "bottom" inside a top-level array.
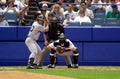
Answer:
[
  {"left": 48, "top": 39, "right": 77, "bottom": 56},
  {"left": 47, "top": 33, "right": 79, "bottom": 68}
]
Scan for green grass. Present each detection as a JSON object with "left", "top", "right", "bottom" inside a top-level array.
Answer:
[
  {"left": 21, "top": 66, "right": 120, "bottom": 79},
  {"left": 1, "top": 66, "right": 120, "bottom": 79},
  {"left": 23, "top": 69, "right": 120, "bottom": 79}
]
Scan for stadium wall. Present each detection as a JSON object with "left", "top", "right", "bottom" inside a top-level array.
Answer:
[{"left": 0, "top": 26, "right": 120, "bottom": 66}]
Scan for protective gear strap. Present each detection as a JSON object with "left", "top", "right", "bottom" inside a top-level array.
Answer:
[
  {"left": 28, "top": 58, "right": 34, "bottom": 65},
  {"left": 50, "top": 55, "right": 55, "bottom": 65},
  {"left": 73, "top": 49, "right": 79, "bottom": 64}
]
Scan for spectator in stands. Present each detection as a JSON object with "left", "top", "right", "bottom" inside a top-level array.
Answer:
[
  {"left": 79, "top": 1, "right": 94, "bottom": 19},
  {"left": 57, "top": 2, "right": 64, "bottom": 13},
  {"left": 8, "top": 0, "right": 26, "bottom": 24},
  {"left": 3, "top": 1, "right": 19, "bottom": 15},
  {"left": 103, "top": 0, "right": 111, "bottom": 4},
  {"left": 86, "top": 0, "right": 100, "bottom": 12},
  {"left": 0, "top": 10, "right": 9, "bottom": 26},
  {"left": 102, "top": 0, "right": 111, "bottom": 10},
  {"left": 0, "top": 0, "right": 7, "bottom": 9},
  {"left": 63, "top": 4, "right": 77, "bottom": 19},
  {"left": 91, "top": 0, "right": 103, "bottom": 9},
  {"left": 17, "top": 0, "right": 29, "bottom": 5},
  {"left": 39, "top": 0, "right": 51, "bottom": 4},
  {"left": 58, "top": 0, "right": 66, "bottom": 3},
  {"left": 74, "top": 9, "right": 92, "bottom": 25},
  {"left": 63, "top": 13, "right": 74, "bottom": 27},
  {"left": 16, "top": 0, "right": 29, "bottom": 16},
  {"left": 106, "top": 4, "right": 120, "bottom": 19},
  {"left": 51, "top": 4, "right": 64, "bottom": 21},
  {"left": 75, "top": 0, "right": 82, "bottom": 9},
  {"left": 41, "top": 3, "right": 50, "bottom": 18},
  {"left": 105, "top": 0, "right": 120, "bottom": 14}
]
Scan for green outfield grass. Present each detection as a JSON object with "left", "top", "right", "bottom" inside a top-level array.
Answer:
[
  {"left": 1, "top": 66, "right": 120, "bottom": 79},
  {"left": 23, "top": 68, "right": 120, "bottom": 79}
]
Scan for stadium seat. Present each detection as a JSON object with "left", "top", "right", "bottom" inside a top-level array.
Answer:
[
  {"left": 104, "top": 18, "right": 119, "bottom": 26},
  {"left": 4, "top": 12, "right": 19, "bottom": 26},
  {"left": 119, "top": 19, "right": 120, "bottom": 26},
  {"left": 91, "top": 18, "right": 105, "bottom": 26},
  {"left": 94, "top": 13, "right": 105, "bottom": 18},
  {"left": 81, "top": 22, "right": 94, "bottom": 26},
  {"left": 67, "top": 22, "right": 80, "bottom": 26},
  {"left": 94, "top": 8, "right": 105, "bottom": 14}
]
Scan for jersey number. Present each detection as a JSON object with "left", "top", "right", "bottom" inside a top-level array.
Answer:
[{"left": 30, "top": 26, "right": 35, "bottom": 32}]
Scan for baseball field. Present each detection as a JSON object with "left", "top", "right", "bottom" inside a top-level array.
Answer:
[{"left": 0, "top": 66, "right": 120, "bottom": 79}]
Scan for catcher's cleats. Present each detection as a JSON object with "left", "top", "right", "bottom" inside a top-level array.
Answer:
[{"left": 73, "top": 64, "right": 79, "bottom": 68}]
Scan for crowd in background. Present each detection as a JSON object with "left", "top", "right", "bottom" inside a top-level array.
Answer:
[{"left": 0, "top": 0, "right": 120, "bottom": 26}]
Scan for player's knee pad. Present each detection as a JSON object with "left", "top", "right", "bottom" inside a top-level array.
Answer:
[
  {"left": 54, "top": 57, "right": 58, "bottom": 64},
  {"left": 50, "top": 49, "right": 56, "bottom": 54},
  {"left": 50, "top": 49, "right": 56, "bottom": 56},
  {"left": 28, "top": 58, "right": 34, "bottom": 65},
  {"left": 73, "top": 49, "right": 79, "bottom": 56}
]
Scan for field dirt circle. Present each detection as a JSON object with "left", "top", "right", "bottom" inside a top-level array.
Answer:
[{"left": 0, "top": 71, "right": 74, "bottom": 79}]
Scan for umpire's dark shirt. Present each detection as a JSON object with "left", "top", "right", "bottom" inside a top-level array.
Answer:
[{"left": 46, "top": 23, "right": 64, "bottom": 41}]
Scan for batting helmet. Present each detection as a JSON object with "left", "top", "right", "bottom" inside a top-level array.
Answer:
[{"left": 37, "top": 15, "right": 44, "bottom": 21}]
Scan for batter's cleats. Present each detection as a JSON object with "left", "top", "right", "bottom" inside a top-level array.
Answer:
[
  {"left": 48, "top": 64, "right": 55, "bottom": 68},
  {"left": 26, "top": 65, "right": 35, "bottom": 69},
  {"left": 26, "top": 64, "right": 38, "bottom": 69},
  {"left": 67, "top": 64, "right": 74, "bottom": 68}
]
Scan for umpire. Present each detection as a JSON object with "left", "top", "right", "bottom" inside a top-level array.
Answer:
[{"left": 38, "top": 12, "right": 72, "bottom": 68}]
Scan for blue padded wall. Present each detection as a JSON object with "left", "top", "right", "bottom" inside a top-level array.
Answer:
[
  {"left": 93, "top": 27, "right": 120, "bottom": 41},
  {"left": 0, "top": 27, "right": 17, "bottom": 40},
  {"left": 0, "top": 42, "right": 29, "bottom": 66},
  {"left": 83, "top": 42, "right": 120, "bottom": 65},
  {"left": 64, "top": 27, "right": 92, "bottom": 41},
  {"left": 17, "top": 26, "right": 44, "bottom": 41},
  {"left": 17, "top": 26, "right": 30, "bottom": 41},
  {"left": 0, "top": 42, "right": 45, "bottom": 66},
  {"left": 1, "top": 26, "right": 120, "bottom": 66}
]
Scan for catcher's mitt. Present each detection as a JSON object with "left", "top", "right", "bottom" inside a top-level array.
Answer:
[{"left": 56, "top": 46, "right": 65, "bottom": 54}]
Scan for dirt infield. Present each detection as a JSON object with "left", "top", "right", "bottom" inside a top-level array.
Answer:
[
  {"left": 0, "top": 71, "right": 74, "bottom": 79},
  {"left": 0, "top": 66, "right": 120, "bottom": 79}
]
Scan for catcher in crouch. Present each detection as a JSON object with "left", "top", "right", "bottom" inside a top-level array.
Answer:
[{"left": 47, "top": 33, "right": 79, "bottom": 68}]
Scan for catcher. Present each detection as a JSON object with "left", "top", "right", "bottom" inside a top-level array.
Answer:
[{"left": 47, "top": 33, "right": 79, "bottom": 68}]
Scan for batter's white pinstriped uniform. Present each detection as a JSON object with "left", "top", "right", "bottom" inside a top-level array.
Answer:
[{"left": 25, "top": 21, "right": 46, "bottom": 65}]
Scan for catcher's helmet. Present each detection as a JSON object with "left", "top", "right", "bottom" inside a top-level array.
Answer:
[{"left": 58, "top": 33, "right": 66, "bottom": 39}]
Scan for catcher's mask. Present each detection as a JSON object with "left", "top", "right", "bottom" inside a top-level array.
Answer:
[{"left": 59, "top": 33, "right": 66, "bottom": 42}]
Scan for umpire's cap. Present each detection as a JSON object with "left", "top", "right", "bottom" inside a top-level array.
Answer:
[
  {"left": 37, "top": 15, "right": 44, "bottom": 21},
  {"left": 58, "top": 33, "right": 66, "bottom": 39}
]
